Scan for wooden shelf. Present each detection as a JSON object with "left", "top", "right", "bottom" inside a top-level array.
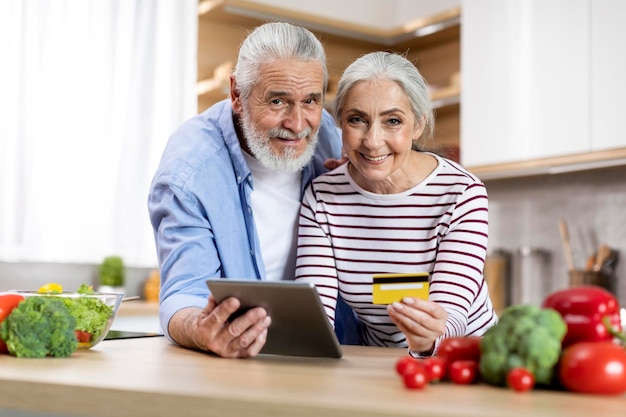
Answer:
[
  {"left": 431, "top": 82, "right": 460, "bottom": 110},
  {"left": 197, "top": 0, "right": 462, "bottom": 161},
  {"left": 199, "top": 0, "right": 461, "bottom": 46},
  {"left": 197, "top": 60, "right": 232, "bottom": 107},
  {"left": 197, "top": 77, "right": 229, "bottom": 100},
  {"left": 197, "top": 0, "right": 462, "bottom": 101},
  {"left": 468, "top": 147, "right": 626, "bottom": 181}
]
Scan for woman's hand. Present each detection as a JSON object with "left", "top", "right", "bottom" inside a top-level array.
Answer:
[{"left": 387, "top": 297, "right": 447, "bottom": 354}]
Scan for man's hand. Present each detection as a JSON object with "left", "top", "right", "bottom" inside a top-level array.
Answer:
[
  {"left": 169, "top": 296, "right": 271, "bottom": 358},
  {"left": 324, "top": 155, "right": 348, "bottom": 170}
]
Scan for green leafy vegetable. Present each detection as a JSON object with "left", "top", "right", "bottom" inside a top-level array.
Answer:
[{"left": 61, "top": 284, "right": 114, "bottom": 342}]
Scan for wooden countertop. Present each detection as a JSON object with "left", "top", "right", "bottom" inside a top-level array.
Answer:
[
  {"left": 116, "top": 300, "right": 159, "bottom": 317},
  {"left": 0, "top": 337, "right": 624, "bottom": 417}
]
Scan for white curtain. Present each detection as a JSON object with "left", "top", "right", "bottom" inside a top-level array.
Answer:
[{"left": 0, "top": 0, "right": 197, "bottom": 267}]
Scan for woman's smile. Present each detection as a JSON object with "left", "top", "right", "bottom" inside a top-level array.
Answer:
[{"left": 361, "top": 153, "right": 390, "bottom": 163}]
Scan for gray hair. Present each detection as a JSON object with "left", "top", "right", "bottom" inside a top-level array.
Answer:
[
  {"left": 333, "top": 51, "right": 434, "bottom": 147},
  {"left": 233, "top": 22, "right": 328, "bottom": 101}
]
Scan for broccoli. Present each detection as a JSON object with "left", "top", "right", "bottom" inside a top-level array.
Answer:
[
  {"left": 0, "top": 296, "right": 78, "bottom": 358},
  {"left": 479, "top": 304, "right": 567, "bottom": 386}
]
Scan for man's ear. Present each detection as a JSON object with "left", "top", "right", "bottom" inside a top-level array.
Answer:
[{"left": 230, "top": 75, "right": 243, "bottom": 113}]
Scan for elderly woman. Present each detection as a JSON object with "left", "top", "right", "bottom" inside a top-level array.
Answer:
[{"left": 295, "top": 51, "right": 497, "bottom": 357}]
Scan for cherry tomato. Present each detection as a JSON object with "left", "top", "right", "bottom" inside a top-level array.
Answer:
[
  {"left": 0, "top": 293, "right": 25, "bottom": 354},
  {"left": 422, "top": 357, "right": 446, "bottom": 382},
  {"left": 395, "top": 356, "right": 422, "bottom": 376},
  {"left": 507, "top": 367, "right": 535, "bottom": 392},
  {"left": 448, "top": 360, "right": 479, "bottom": 384},
  {"left": 436, "top": 337, "right": 481, "bottom": 364},
  {"left": 559, "top": 341, "right": 626, "bottom": 395},
  {"left": 403, "top": 366, "right": 428, "bottom": 390},
  {"left": 75, "top": 330, "right": 92, "bottom": 344}
]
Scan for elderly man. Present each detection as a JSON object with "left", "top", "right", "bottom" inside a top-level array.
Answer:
[{"left": 148, "top": 22, "right": 356, "bottom": 358}]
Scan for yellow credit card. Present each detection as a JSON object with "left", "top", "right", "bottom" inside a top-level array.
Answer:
[{"left": 372, "top": 273, "right": 430, "bottom": 305}]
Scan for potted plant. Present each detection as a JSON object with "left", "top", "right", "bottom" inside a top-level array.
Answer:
[{"left": 98, "top": 255, "right": 126, "bottom": 294}]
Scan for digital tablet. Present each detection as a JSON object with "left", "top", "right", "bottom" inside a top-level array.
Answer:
[
  {"left": 205, "top": 279, "right": 343, "bottom": 359},
  {"left": 104, "top": 330, "right": 163, "bottom": 340}
]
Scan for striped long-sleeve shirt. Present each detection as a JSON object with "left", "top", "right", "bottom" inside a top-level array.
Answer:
[{"left": 295, "top": 153, "right": 497, "bottom": 349}]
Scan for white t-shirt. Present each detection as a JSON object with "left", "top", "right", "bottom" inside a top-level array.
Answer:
[{"left": 243, "top": 152, "right": 302, "bottom": 281}]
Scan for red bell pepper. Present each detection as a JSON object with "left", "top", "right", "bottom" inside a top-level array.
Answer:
[
  {"left": 0, "top": 293, "right": 25, "bottom": 353},
  {"left": 542, "top": 285, "right": 622, "bottom": 347}
]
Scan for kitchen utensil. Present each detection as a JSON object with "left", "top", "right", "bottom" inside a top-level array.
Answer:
[
  {"left": 568, "top": 269, "right": 611, "bottom": 291},
  {"left": 484, "top": 249, "right": 511, "bottom": 315},
  {"left": 593, "top": 244, "right": 612, "bottom": 272},
  {"left": 559, "top": 219, "right": 575, "bottom": 271},
  {"left": 571, "top": 246, "right": 618, "bottom": 293},
  {"left": 512, "top": 247, "right": 551, "bottom": 306},
  {"left": 601, "top": 249, "right": 619, "bottom": 274}
]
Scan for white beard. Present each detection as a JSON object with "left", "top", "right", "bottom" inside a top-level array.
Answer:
[{"left": 239, "top": 103, "right": 319, "bottom": 173}]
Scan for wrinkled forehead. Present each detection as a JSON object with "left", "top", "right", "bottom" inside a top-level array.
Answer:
[{"left": 253, "top": 59, "right": 326, "bottom": 97}]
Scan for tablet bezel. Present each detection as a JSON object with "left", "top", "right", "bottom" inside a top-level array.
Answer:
[{"left": 205, "top": 279, "right": 343, "bottom": 359}]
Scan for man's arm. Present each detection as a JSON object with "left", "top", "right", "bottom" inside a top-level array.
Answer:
[
  {"left": 148, "top": 181, "right": 271, "bottom": 357},
  {"left": 167, "top": 306, "right": 205, "bottom": 350}
]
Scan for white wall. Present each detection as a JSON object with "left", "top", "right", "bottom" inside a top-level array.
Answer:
[
  {"left": 485, "top": 166, "right": 626, "bottom": 308},
  {"left": 0, "top": 262, "right": 153, "bottom": 298}
]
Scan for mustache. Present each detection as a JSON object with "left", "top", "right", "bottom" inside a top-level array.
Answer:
[{"left": 267, "top": 127, "right": 312, "bottom": 140}]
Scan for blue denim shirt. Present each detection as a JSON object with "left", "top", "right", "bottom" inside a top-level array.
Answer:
[{"left": 148, "top": 99, "right": 359, "bottom": 345}]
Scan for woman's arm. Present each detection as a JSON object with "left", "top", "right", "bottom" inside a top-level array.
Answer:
[
  {"left": 388, "top": 181, "right": 491, "bottom": 355},
  {"left": 295, "top": 185, "right": 339, "bottom": 326}
]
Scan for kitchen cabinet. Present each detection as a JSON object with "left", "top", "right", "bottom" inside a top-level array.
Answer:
[
  {"left": 197, "top": 0, "right": 462, "bottom": 160},
  {"left": 461, "top": 0, "right": 626, "bottom": 179},
  {"left": 591, "top": 0, "right": 626, "bottom": 151},
  {"left": 461, "top": 0, "right": 590, "bottom": 167}
]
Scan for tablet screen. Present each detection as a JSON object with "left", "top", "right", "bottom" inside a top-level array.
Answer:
[{"left": 206, "top": 279, "right": 343, "bottom": 359}]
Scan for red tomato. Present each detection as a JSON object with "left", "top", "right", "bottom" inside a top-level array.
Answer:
[
  {"left": 448, "top": 360, "right": 479, "bottom": 384},
  {"left": 0, "top": 293, "right": 24, "bottom": 322},
  {"left": 75, "top": 330, "right": 92, "bottom": 343},
  {"left": 436, "top": 337, "right": 481, "bottom": 364},
  {"left": 507, "top": 367, "right": 535, "bottom": 392},
  {"left": 395, "top": 356, "right": 422, "bottom": 376},
  {"left": 422, "top": 357, "right": 446, "bottom": 382},
  {"left": 0, "top": 294, "right": 25, "bottom": 354},
  {"left": 403, "top": 366, "right": 428, "bottom": 390},
  {"left": 559, "top": 341, "right": 626, "bottom": 395}
]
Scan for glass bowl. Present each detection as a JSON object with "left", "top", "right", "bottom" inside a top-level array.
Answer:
[{"left": 9, "top": 290, "right": 124, "bottom": 349}]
